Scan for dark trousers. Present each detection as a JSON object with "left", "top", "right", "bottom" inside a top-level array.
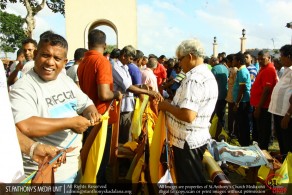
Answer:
[
  {"left": 251, "top": 107, "right": 258, "bottom": 143},
  {"left": 227, "top": 102, "right": 238, "bottom": 136},
  {"left": 173, "top": 142, "right": 207, "bottom": 183},
  {"left": 254, "top": 108, "right": 272, "bottom": 150},
  {"left": 236, "top": 102, "right": 251, "bottom": 146},
  {"left": 119, "top": 111, "right": 133, "bottom": 144},
  {"left": 212, "top": 99, "right": 227, "bottom": 139},
  {"left": 274, "top": 114, "right": 292, "bottom": 159}
]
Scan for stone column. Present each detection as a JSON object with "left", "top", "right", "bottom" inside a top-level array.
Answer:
[
  {"left": 240, "top": 29, "right": 246, "bottom": 53},
  {"left": 213, "top": 37, "right": 218, "bottom": 57},
  {"left": 240, "top": 37, "right": 246, "bottom": 53}
]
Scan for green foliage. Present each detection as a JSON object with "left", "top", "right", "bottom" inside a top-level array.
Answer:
[
  {"left": 0, "top": 10, "right": 27, "bottom": 53},
  {"left": 0, "top": 0, "right": 65, "bottom": 16},
  {"left": 105, "top": 44, "right": 117, "bottom": 54}
]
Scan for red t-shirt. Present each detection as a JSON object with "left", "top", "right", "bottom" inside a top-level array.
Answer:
[
  {"left": 250, "top": 63, "right": 277, "bottom": 109},
  {"left": 78, "top": 50, "right": 117, "bottom": 124},
  {"left": 153, "top": 63, "right": 167, "bottom": 86}
]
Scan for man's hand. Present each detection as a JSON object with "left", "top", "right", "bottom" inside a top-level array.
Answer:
[
  {"left": 253, "top": 106, "right": 261, "bottom": 119},
  {"left": 32, "top": 144, "right": 58, "bottom": 164},
  {"left": 148, "top": 90, "right": 164, "bottom": 102},
  {"left": 82, "top": 105, "right": 102, "bottom": 126},
  {"left": 15, "top": 61, "right": 25, "bottom": 71},
  {"left": 86, "top": 111, "right": 102, "bottom": 126},
  {"left": 114, "top": 90, "right": 123, "bottom": 100},
  {"left": 71, "top": 116, "right": 91, "bottom": 133}
]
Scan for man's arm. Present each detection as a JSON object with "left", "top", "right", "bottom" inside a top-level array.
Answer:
[
  {"left": 281, "top": 94, "right": 292, "bottom": 129},
  {"left": 233, "top": 84, "right": 245, "bottom": 111},
  {"left": 16, "top": 127, "right": 58, "bottom": 164},
  {"left": 158, "top": 100, "right": 197, "bottom": 123},
  {"left": 254, "top": 85, "right": 272, "bottom": 118},
  {"left": 16, "top": 116, "right": 91, "bottom": 137},
  {"left": 7, "top": 61, "right": 23, "bottom": 86},
  {"left": 98, "top": 84, "right": 122, "bottom": 101},
  {"left": 128, "top": 85, "right": 163, "bottom": 101}
]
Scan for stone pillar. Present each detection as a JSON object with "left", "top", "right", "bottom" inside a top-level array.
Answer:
[
  {"left": 213, "top": 37, "right": 218, "bottom": 57},
  {"left": 240, "top": 29, "right": 246, "bottom": 53},
  {"left": 240, "top": 37, "right": 246, "bottom": 53}
]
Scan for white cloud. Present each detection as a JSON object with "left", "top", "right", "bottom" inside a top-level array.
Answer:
[
  {"left": 138, "top": 4, "right": 185, "bottom": 57},
  {"left": 153, "top": 0, "right": 187, "bottom": 18}
]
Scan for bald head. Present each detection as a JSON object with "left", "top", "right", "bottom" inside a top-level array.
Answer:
[{"left": 147, "top": 57, "right": 158, "bottom": 69}]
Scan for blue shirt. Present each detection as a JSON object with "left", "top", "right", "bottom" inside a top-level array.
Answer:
[
  {"left": 112, "top": 60, "right": 135, "bottom": 112},
  {"left": 127, "top": 63, "right": 142, "bottom": 85},
  {"left": 211, "top": 64, "right": 229, "bottom": 100},
  {"left": 233, "top": 65, "right": 251, "bottom": 102}
]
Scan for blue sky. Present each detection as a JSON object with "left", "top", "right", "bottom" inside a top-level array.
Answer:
[{"left": 3, "top": 0, "right": 292, "bottom": 59}]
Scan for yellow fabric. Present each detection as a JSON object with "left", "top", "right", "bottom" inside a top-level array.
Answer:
[
  {"left": 257, "top": 165, "right": 271, "bottom": 181},
  {"left": 123, "top": 141, "right": 138, "bottom": 152},
  {"left": 130, "top": 96, "right": 149, "bottom": 140},
  {"left": 209, "top": 114, "right": 218, "bottom": 138},
  {"left": 275, "top": 152, "right": 292, "bottom": 184},
  {"left": 132, "top": 156, "right": 144, "bottom": 183},
  {"left": 149, "top": 111, "right": 166, "bottom": 183},
  {"left": 144, "top": 102, "right": 156, "bottom": 145},
  {"left": 80, "top": 112, "right": 109, "bottom": 183},
  {"left": 219, "top": 128, "right": 230, "bottom": 141}
]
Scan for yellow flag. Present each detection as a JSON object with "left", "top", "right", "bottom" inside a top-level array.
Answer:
[
  {"left": 149, "top": 111, "right": 166, "bottom": 183},
  {"left": 80, "top": 112, "right": 109, "bottom": 183}
]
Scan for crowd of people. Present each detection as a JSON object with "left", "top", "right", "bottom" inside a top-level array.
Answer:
[{"left": 1, "top": 29, "right": 291, "bottom": 185}]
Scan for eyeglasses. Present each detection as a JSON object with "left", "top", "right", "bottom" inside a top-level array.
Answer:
[{"left": 178, "top": 55, "right": 186, "bottom": 63}]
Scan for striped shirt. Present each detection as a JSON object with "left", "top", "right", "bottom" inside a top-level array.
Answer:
[
  {"left": 268, "top": 66, "right": 292, "bottom": 117},
  {"left": 247, "top": 64, "right": 257, "bottom": 85},
  {"left": 166, "top": 64, "right": 218, "bottom": 149}
]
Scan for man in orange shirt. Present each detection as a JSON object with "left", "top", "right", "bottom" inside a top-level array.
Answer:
[{"left": 78, "top": 29, "right": 122, "bottom": 183}]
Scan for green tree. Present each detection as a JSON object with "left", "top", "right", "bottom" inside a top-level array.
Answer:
[
  {"left": 0, "top": 0, "right": 64, "bottom": 38},
  {"left": 105, "top": 44, "right": 117, "bottom": 54},
  {"left": 0, "top": 10, "right": 26, "bottom": 57}
]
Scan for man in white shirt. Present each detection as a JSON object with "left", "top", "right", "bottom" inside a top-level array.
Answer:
[{"left": 159, "top": 39, "right": 218, "bottom": 183}]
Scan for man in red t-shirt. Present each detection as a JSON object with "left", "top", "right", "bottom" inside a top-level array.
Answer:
[
  {"left": 250, "top": 50, "right": 277, "bottom": 150},
  {"left": 78, "top": 29, "right": 122, "bottom": 183}
]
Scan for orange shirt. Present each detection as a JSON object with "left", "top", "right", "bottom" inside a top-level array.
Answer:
[{"left": 78, "top": 50, "right": 117, "bottom": 124}]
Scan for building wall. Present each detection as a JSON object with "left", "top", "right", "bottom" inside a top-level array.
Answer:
[{"left": 65, "top": 0, "right": 137, "bottom": 59}]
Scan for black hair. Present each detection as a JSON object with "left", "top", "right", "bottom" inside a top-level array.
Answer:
[
  {"left": 40, "top": 30, "right": 54, "bottom": 39},
  {"left": 38, "top": 33, "right": 68, "bottom": 52},
  {"left": 234, "top": 52, "right": 245, "bottom": 64},
  {"left": 16, "top": 48, "right": 24, "bottom": 57},
  {"left": 88, "top": 29, "right": 106, "bottom": 48},
  {"left": 74, "top": 48, "right": 88, "bottom": 61},
  {"left": 226, "top": 54, "right": 234, "bottom": 62},
  {"left": 110, "top": 48, "right": 120, "bottom": 59},
  {"left": 134, "top": 50, "right": 144, "bottom": 61},
  {"left": 279, "top": 44, "right": 292, "bottom": 60},
  {"left": 22, "top": 38, "right": 37, "bottom": 48}
]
